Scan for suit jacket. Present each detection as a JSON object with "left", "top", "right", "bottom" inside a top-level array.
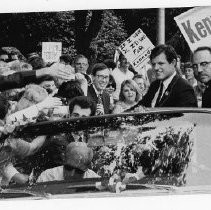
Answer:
[
  {"left": 133, "top": 74, "right": 198, "bottom": 109},
  {"left": 0, "top": 71, "right": 37, "bottom": 91},
  {"left": 202, "top": 81, "right": 211, "bottom": 108},
  {"left": 87, "top": 84, "right": 110, "bottom": 114}
]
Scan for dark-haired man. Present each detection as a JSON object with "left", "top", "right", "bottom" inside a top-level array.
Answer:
[
  {"left": 192, "top": 46, "right": 211, "bottom": 108},
  {"left": 35, "top": 96, "right": 96, "bottom": 172},
  {"left": 69, "top": 96, "right": 96, "bottom": 117},
  {"left": 128, "top": 44, "right": 197, "bottom": 110},
  {"left": 88, "top": 63, "right": 110, "bottom": 114}
]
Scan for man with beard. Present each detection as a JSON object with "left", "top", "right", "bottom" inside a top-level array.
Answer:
[
  {"left": 192, "top": 46, "right": 211, "bottom": 108},
  {"left": 88, "top": 63, "right": 110, "bottom": 115}
]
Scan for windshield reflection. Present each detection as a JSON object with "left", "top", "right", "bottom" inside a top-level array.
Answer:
[{"left": 2, "top": 110, "right": 211, "bottom": 196}]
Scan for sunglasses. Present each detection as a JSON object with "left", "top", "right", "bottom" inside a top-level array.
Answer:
[{"left": 107, "top": 84, "right": 115, "bottom": 88}]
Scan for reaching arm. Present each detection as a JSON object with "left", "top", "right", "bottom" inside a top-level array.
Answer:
[{"left": 0, "top": 63, "right": 74, "bottom": 91}]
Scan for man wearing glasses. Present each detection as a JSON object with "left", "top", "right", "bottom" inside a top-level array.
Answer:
[
  {"left": 192, "top": 46, "right": 211, "bottom": 108},
  {"left": 88, "top": 63, "right": 110, "bottom": 115},
  {"left": 73, "top": 54, "right": 92, "bottom": 85}
]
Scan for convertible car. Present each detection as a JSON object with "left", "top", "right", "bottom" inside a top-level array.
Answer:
[{"left": 1, "top": 108, "right": 211, "bottom": 200}]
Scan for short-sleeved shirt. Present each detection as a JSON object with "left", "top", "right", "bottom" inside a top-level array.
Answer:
[{"left": 37, "top": 166, "right": 100, "bottom": 183}]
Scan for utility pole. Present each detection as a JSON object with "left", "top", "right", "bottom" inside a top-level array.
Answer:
[{"left": 157, "top": 8, "right": 165, "bottom": 45}]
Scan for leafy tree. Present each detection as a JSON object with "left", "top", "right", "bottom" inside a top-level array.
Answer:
[
  {"left": 91, "top": 10, "right": 128, "bottom": 62},
  {"left": 0, "top": 7, "right": 194, "bottom": 62}
]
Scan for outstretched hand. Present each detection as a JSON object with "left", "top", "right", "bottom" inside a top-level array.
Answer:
[
  {"left": 47, "top": 63, "right": 75, "bottom": 80},
  {"left": 36, "top": 96, "right": 62, "bottom": 111}
]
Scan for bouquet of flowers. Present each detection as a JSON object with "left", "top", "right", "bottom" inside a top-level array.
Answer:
[{"left": 92, "top": 123, "right": 195, "bottom": 186}]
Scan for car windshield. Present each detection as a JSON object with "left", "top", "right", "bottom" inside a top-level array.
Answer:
[{"left": 1, "top": 108, "right": 211, "bottom": 198}]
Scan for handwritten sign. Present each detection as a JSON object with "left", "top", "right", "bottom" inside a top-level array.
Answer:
[
  {"left": 118, "top": 28, "right": 154, "bottom": 71},
  {"left": 174, "top": 6, "right": 211, "bottom": 51},
  {"left": 42, "top": 42, "right": 62, "bottom": 62}
]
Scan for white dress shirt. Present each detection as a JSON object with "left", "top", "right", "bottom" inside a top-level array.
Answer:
[{"left": 151, "top": 71, "right": 176, "bottom": 108}]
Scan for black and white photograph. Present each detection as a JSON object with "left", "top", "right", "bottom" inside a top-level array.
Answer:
[{"left": 0, "top": 0, "right": 211, "bottom": 209}]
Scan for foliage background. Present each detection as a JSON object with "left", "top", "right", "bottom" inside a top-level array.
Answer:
[{"left": 0, "top": 7, "right": 193, "bottom": 62}]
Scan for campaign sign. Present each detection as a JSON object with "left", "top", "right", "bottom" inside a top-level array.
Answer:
[
  {"left": 118, "top": 28, "right": 154, "bottom": 71},
  {"left": 42, "top": 42, "right": 62, "bottom": 62},
  {"left": 174, "top": 6, "right": 211, "bottom": 51}
]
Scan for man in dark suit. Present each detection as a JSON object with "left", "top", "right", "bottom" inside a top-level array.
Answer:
[
  {"left": 192, "top": 46, "right": 211, "bottom": 108},
  {"left": 129, "top": 44, "right": 197, "bottom": 110},
  {"left": 88, "top": 63, "right": 110, "bottom": 114}
]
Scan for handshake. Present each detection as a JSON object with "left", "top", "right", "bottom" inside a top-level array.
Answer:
[{"left": 43, "top": 63, "right": 87, "bottom": 84}]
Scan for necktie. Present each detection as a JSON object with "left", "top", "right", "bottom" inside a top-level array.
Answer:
[
  {"left": 96, "top": 94, "right": 104, "bottom": 115},
  {"left": 155, "top": 82, "right": 164, "bottom": 107}
]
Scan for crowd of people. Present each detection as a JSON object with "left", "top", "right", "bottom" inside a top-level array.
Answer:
[{"left": 0, "top": 43, "right": 211, "bottom": 187}]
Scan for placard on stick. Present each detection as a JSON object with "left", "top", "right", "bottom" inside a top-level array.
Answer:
[
  {"left": 118, "top": 28, "right": 154, "bottom": 72},
  {"left": 42, "top": 42, "right": 62, "bottom": 63}
]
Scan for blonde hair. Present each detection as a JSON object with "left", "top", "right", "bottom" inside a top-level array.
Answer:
[
  {"left": 119, "top": 79, "right": 142, "bottom": 102},
  {"left": 16, "top": 84, "right": 48, "bottom": 111}
]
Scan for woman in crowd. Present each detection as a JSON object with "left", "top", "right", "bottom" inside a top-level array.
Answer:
[
  {"left": 112, "top": 79, "right": 142, "bottom": 114},
  {"left": 184, "top": 62, "right": 197, "bottom": 88},
  {"left": 184, "top": 62, "right": 205, "bottom": 107}
]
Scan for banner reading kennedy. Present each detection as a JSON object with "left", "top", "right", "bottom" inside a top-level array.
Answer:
[{"left": 174, "top": 6, "right": 211, "bottom": 51}]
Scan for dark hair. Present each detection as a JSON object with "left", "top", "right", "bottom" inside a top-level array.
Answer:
[
  {"left": 150, "top": 44, "right": 178, "bottom": 64},
  {"left": 73, "top": 54, "right": 88, "bottom": 65},
  {"left": 57, "top": 80, "right": 84, "bottom": 102},
  {"left": 91, "top": 63, "right": 108, "bottom": 76},
  {"left": 0, "top": 49, "right": 8, "bottom": 56},
  {"left": 104, "top": 59, "right": 116, "bottom": 70},
  {"left": 133, "top": 74, "right": 144, "bottom": 80},
  {"left": 0, "top": 95, "right": 10, "bottom": 120},
  {"left": 192, "top": 46, "right": 211, "bottom": 62},
  {"left": 106, "top": 74, "right": 116, "bottom": 90},
  {"left": 69, "top": 96, "right": 96, "bottom": 116},
  {"left": 119, "top": 53, "right": 126, "bottom": 61},
  {"left": 28, "top": 56, "right": 46, "bottom": 70},
  {"left": 184, "top": 62, "right": 193, "bottom": 69},
  {"left": 60, "top": 54, "right": 72, "bottom": 65}
]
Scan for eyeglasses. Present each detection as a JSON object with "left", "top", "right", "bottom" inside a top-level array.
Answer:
[
  {"left": 107, "top": 84, "right": 115, "bottom": 88},
  {"left": 192, "top": 61, "right": 211, "bottom": 71},
  {"left": 96, "top": 75, "right": 109, "bottom": 80}
]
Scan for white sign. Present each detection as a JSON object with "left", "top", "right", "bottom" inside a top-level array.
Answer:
[
  {"left": 118, "top": 28, "right": 154, "bottom": 71},
  {"left": 42, "top": 42, "right": 62, "bottom": 62},
  {"left": 174, "top": 6, "right": 211, "bottom": 51}
]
